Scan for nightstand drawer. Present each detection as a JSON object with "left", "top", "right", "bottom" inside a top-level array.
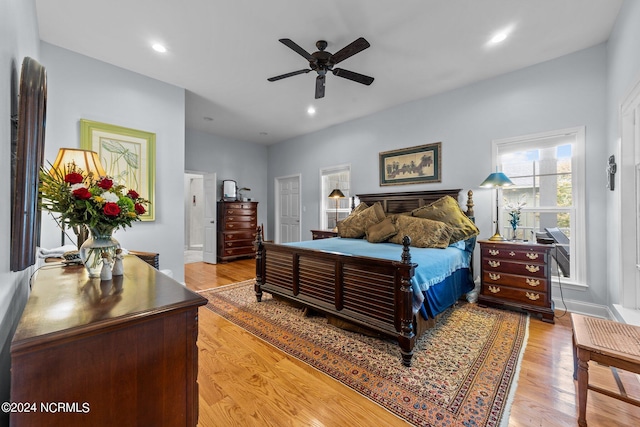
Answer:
[
  {"left": 482, "top": 258, "right": 548, "bottom": 278},
  {"left": 481, "top": 285, "right": 549, "bottom": 307},
  {"left": 481, "top": 246, "right": 547, "bottom": 264},
  {"left": 482, "top": 271, "right": 548, "bottom": 290}
]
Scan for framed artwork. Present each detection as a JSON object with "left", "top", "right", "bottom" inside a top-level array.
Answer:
[
  {"left": 379, "top": 142, "right": 442, "bottom": 186},
  {"left": 80, "top": 119, "right": 156, "bottom": 221}
]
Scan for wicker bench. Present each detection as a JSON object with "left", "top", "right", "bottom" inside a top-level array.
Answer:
[{"left": 571, "top": 313, "right": 640, "bottom": 426}]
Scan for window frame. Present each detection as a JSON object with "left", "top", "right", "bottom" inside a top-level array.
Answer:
[
  {"left": 319, "top": 164, "right": 351, "bottom": 230},
  {"left": 491, "top": 126, "right": 586, "bottom": 287}
]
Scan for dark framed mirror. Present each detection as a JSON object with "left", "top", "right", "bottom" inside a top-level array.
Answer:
[{"left": 10, "top": 57, "right": 47, "bottom": 271}]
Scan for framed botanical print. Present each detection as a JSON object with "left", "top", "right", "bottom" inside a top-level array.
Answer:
[
  {"left": 379, "top": 142, "right": 441, "bottom": 186},
  {"left": 80, "top": 119, "right": 156, "bottom": 221}
]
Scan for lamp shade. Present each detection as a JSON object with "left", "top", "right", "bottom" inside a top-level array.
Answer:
[
  {"left": 479, "top": 172, "right": 514, "bottom": 188},
  {"left": 328, "top": 189, "right": 345, "bottom": 198},
  {"left": 50, "top": 148, "right": 106, "bottom": 178}
]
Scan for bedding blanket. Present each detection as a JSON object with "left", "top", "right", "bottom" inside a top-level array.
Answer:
[{"left": 284, "top": 237, "right": 473, "bottom": 318}]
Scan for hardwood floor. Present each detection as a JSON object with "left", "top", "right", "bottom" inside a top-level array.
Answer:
[{"left": 186, "top": 259, "right": 640, "bottom": 426}]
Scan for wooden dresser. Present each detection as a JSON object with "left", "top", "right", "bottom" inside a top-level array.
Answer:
[
  {"left": 478, "top": 240, "right": 554, "bottom": 323},
  {"left": 217, "top": 201, "right": 258, "bottom": 262},
  {"left": 10, "top": 256, "right": 207, "bottom": 427}
]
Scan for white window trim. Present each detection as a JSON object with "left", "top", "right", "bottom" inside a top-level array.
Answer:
[
  {"left": 491, "top": 126, "right": 586, "bottom": 287},
  {"left": 319, "top": 164, "right": 351, "bottom": 230}
]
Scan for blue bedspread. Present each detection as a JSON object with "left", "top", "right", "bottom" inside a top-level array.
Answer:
[{"left": 284, "top": 237, "right": 473, "bottom": 317}]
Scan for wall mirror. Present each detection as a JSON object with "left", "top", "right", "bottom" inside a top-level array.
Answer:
[
  {"left": 11, "top": 57, "right": 47, "bottom": 271},
  {"left": 222, "top": 180, "right": 237, "bottom": 201}
]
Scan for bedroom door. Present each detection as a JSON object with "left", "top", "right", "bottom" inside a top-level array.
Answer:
[
  {"left": 202, "top": 173, "right": 217, "bottom": 264},
  {"left": 276, "top": 175, "right": 301, "bottom": 243}
]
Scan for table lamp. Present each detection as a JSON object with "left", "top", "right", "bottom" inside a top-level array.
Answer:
[
  {"left": 480, "top": 171, "right": 514, "bottom": 241},
  {"left": 328, "top": 189, "right": 345, "bottom": 230}
]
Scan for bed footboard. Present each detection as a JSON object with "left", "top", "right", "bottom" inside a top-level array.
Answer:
[{"left": 254, "top": 228, "right": 419, "bottom": 367}]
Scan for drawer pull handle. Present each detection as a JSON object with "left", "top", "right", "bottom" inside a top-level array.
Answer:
[
  {"left": 228, "top": 224, "right": 235, "bottom": 228},
  {"left": 525, "top": 265, "right": 540, "bottom": 273},
  {"left": 525, "top": 292, "right": 540, "bottom": 301},
  {"left": 227, "top": 242, "right": 232, "bottom": 247},
  {"left": 488, "top": 286, "right": 500, "bottom": 293},
  {"left": 227, "top": 210, "right": 234, "bottom": 214},
  {"left": 509, "top": 251, "right": 515, "bottom": 257},
  {"left": 489, "top": 273, "right": 501, "bottom": 281},
  {"left": 489, "top": 249, "right": 499, "bottom": 256},
  {"left": 526, "top": 278, "right": 540, "bottom": 287},
  {"left": 228, "top": 217, "right": 235, "bottom": 221},
  {"left": 526, "top": 253, "right": 539, "bottom": 260},
  {"left": 488, "top": 260, "right": 501, "bottom": 268}
]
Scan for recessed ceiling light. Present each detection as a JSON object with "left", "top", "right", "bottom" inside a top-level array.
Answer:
[
  {"left": 152, "top": 43, "right": 167, "bottom": 53},
  {"left": 490, "top": 32, "right": 508, "bottom": 44},
  {"left": 307, "top": 106, "right": 316, "bottom": 116}
]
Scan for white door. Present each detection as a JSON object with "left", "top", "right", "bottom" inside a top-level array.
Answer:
[
  {"left": 203, "top": 173, "right": 217, "bottom": 264},
  {"left": 276, "top": 175, "right": 301, "bottom": 243}
]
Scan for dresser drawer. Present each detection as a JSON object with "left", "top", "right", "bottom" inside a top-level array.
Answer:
[
  {"left": 224, "top": 215, "right": 256, "bottom": 223},
  {"left": 481, "top": 246, "right": 546, "bottom": 264},
  {"left": 222, "top": 230, "right": 258, "bottom": 241},
  {"left": 221, "top": 246, "right": 255, "bottom": 257},
  {"left": 482, "top": 271, "right": 548, "bottom": 291},
  {"left": 482, "top": 258, "right": 547, "bottom": 278},
  {"left": 225, "top": 203, "right": 255, "bottom": 210},
  {"left": 481, "top": 284, "right": 549, "bottom": 307},
  {"left": 223, "top": 221, "right": 257, "bottom": 230},
  {"left": 222, "top": 239, "right": 254, "bottom": 249}
]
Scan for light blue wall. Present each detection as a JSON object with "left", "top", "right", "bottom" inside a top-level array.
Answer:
[
  {"left": 606, "top": 0, "right": 640, "bottom": 305},
  {"left": 185, "top": 129, "right": 268, "bottom": 230},
  {"left": 267, "top": 44, "right": 608, "bottom": 306},
  {"left": 39, "top": 42, "right": 187, "bottom": 282},
  {"left": 0, "top": 1, "right": 40, "bottom": 424}
]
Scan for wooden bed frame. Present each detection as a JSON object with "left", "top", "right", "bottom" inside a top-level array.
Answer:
[{"left": 254, "top": 189, "right": 475, "bottom": 366}]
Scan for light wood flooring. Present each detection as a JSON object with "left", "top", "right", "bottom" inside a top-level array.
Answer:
[{"left": 186, "top": 259, "right": 640, "bottom": 426}]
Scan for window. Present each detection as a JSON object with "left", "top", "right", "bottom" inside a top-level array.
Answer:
[
  {"left": 493, "top": 127, "right": 586, "bottom": 285},
  {"left": 320, "top": 165, "right": 351, "bottom": 230}
]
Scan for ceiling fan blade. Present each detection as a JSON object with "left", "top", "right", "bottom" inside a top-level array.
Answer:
[
  {"left": 331, "top": 37, "right": 370, "bottom": 64},
  {"left": 315, "top": 75, "right": 325, "bottom": 99},
  {"left": 332, "top": 68, "right": 374, "bottom": 85},
  {"left": 279, "top": 38, "right": 315, "bottom": 62},
  {"left": 267, "top": 69, "right": 311, "bottom": 82}
]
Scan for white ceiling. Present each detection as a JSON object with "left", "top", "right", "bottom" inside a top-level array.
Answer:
[{"left": 35, "top": 0, "right": 622, "bottom": 145}]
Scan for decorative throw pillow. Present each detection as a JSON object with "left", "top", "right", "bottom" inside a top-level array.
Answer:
[
  {"left": 366, "top": 216, "right": 398, "bottom": 243},
  {"left": 388, "top": 216, "right": 453, "bottom": 248},
  {"left": 337, "top": 202, "right": 385, "bottom": 238},
  {"left": 411, "top": 196, "right": 479, "bottom": 244}
]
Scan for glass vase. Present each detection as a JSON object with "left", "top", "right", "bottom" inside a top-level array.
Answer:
[
  {"left": 511, "top": 225, "right": 518, "bottom": 241},
  {"left": 79, "top": 225, "right": 120, "bottom": 278}
]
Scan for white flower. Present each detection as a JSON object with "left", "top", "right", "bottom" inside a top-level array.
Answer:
[
  {"left": 70, "top": 183, "right": 87, "bottom": 191},
  {"left": 102, "top": 191, "right": 120, "bottom": 203}
]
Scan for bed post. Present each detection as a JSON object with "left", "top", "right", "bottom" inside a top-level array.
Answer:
[
  {"left": 397, "top": 236, "right": 417, "bottom": 367},
  {"left": 466, "top": 190, "right": 475, "bottom": 217},
  {"left": 254, "top": 225, "right": 264, "bottom": 302}
]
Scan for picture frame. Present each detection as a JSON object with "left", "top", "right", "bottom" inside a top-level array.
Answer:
[
  {"left": 80, "top": 119, "right": 156, "bottom": 221},
  {"left": 379, "top": 142, "right": 442, "bottom": 186}
]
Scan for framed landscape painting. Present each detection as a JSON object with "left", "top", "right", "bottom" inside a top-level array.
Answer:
[
  {"left": 379, "top": 142, "right": 441, "bottom": 186},
  {"left": 80, "top": 119, "right": 156, "bottom": 221}
]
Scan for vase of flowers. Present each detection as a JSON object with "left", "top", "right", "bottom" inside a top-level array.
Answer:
[
  {"left": 504, "top": 195, "right": 527, "bottom": 241},
  {"left": 39, "top": 160, "right": 148, "bottom": 278}
]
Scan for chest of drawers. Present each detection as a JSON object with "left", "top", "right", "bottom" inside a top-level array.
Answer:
[
  {"left": 217, "top": 201, "right": 258, "bottom": 262},
  {"left": 478, "top": 240, "right": 554, "bottom": 323}
]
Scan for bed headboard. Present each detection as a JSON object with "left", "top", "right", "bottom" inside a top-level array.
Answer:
[{"left": 355, "top": 189, "right": 474, "bottom": 217}]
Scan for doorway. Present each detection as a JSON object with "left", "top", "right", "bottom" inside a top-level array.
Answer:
[
  {"left": 275, "top": 174, "right": 301, "bottom": 244},
  {"left": 184, "top": 172, "right": 204, "bottom": 263}
]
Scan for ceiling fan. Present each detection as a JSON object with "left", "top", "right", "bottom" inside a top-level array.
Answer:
[{"left": 267, "top": 37, "right": 374, "bottom": 99}]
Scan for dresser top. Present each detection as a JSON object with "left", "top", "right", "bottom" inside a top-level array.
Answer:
[{"left": 12, "top": 256, "right": 206, "bottom": 351}]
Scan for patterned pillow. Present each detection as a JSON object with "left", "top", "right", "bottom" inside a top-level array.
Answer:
[
  {"left": 337, "top": 202, "right": 385, "bottom": 238},
  {"left": 411, "top": 196, "right": 479, "bottom": 244},
  {"left": 388, "top": 215, "right": 453, "bottom": 248},
  {"left": 366, "top": 216, "right": 398, "bottom": 243}
]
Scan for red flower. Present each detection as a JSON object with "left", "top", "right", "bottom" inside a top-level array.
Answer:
[
  {"left": 127, "top": 189, "right": 139, "bottom": 199},
  {"left": 97, "top": 178, "right": 113, "bottom": 190},
  {"left": 103, "top": 202, "right": 121, "bottom": 217},
  {"left": 72, "top": 187, "right": 92, "bottom": 200},
  {"left": 65, "top": 172, "right": 84, "bottom": 184},
  {"left": 134, "top": 203, "right": 146, "bottom": 215}
]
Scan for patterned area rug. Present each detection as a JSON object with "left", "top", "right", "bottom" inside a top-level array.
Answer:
[{"left": 201, "top": 280, "right": 529, "bottom": 427}]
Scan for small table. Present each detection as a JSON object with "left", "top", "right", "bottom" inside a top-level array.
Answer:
[
  {"left": 311, "top": 229, "right": 338, "bottom": 240},
  {"left": 571, "top": 313, "right": 640, "bottom": 426}
]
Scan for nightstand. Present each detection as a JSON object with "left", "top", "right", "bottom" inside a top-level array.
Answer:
[
  {"left": 478, "top": 240, "right": 555, "bottom": 323},
  {"left": 311, "top": 229, "right": 338, "bottom": 240}
]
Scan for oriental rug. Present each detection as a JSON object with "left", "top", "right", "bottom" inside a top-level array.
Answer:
[{"left": 200, "top": 280, "right": 529, "bottom": 427}]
